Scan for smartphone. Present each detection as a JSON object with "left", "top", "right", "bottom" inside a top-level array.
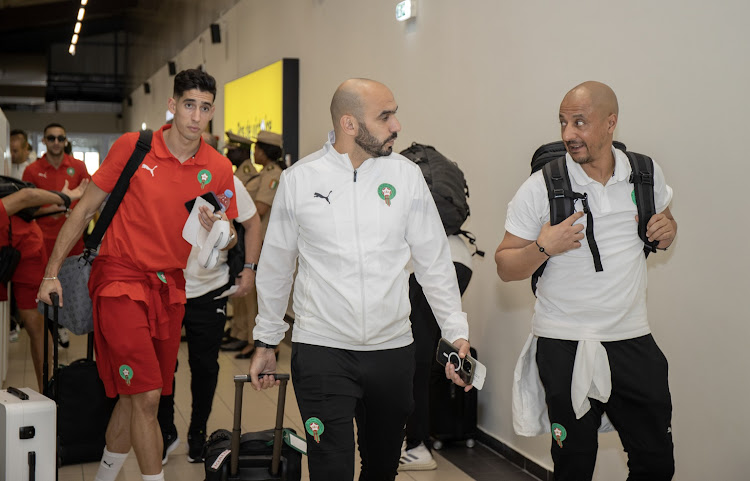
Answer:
[
  {"left": 435, "top": 337, "right": 486, "bottom": 390},
  {"left": 185, "top": 191, "right": 222, "bottom": 213}
]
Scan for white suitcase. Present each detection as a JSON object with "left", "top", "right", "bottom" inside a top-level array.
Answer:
[{"left": 0, "top": 386, "right": 56, "bottom": 481}]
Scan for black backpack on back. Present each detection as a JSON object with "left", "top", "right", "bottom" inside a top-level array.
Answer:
[
  {"left": 400, "top": 143, "right": 484, "bottom": 256},
  {"left": 400, "top": 143, "right": 469, "bottom": 235},
  {"left": 529, "top": 140, "right": 659, "bottom": 295}
]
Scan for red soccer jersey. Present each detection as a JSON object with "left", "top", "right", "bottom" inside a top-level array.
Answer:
[
  {"left": 22, "top": 153, "right": 91, "bottom": 255},
  {"left": 92, "top": 124, "right": 237, "bottom": 275}
]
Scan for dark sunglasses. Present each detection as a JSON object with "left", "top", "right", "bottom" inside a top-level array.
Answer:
[{"left": 46, "top": 135, "right": 66, "bottom": 143}]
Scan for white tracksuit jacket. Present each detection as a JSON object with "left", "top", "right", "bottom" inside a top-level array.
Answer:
[{"left": 254, "top": 132, "right": 469, "bottom": 351}]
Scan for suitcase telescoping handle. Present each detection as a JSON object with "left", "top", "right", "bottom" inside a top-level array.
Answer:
[
  {"left": 230, "top": 373, "right": 290, "bottom": 479},
  {"left": 42, "top": 292, "right": 61, "bottom": 394}
]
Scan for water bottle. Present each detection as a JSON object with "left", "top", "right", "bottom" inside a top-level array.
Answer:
[{"left": 217, "top": 189, "right": 233, "bottom": 212}]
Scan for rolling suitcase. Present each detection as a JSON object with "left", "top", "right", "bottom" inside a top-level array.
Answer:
[
  {"left": 429, "top": 347, "right": 478, "bottom": 450},
  {"left": 203, "top": 374, "right": 304, "bottom": 481},
  {"left": 0, "top": 386, "right": 57, "bottom": 480},
  {"left": 43, "top": 293, "right": 117, "bottom": 465}
]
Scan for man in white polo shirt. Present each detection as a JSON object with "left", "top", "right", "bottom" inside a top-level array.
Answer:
[{"left": 495, "top": 81, "right": 677, "bottom": 481}]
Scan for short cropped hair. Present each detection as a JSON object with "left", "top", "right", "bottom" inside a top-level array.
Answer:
[
  {"left": 173, "top": 69, "right": 217, "bottom": 101},
  {"left": 10, "top": 129, "right": 28, "bottom": 144},
  {"left": 256, "top": 142, "right": 283, "bottom": 162},
  {"left": 43, "top": 123, "right": 66, "bottom": 135}
]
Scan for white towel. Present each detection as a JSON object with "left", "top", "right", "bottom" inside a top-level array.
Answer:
[{"left": 512, "top": 334, "right": 615, "bottom": 437}]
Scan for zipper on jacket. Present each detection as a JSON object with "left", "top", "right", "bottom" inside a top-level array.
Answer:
[{"left": 352, "top": 172, "right": 367, "bottom": 343}]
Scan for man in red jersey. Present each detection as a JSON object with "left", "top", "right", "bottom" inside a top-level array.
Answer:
[
  {"left": 1, "top": 183, "right": 86, "bottom": 391},
  {"left": 38, "top": 69, "right": 238, "bottom": 481},
  {"left": 22, "top": 123, "right": 91, "bottom": 256}
]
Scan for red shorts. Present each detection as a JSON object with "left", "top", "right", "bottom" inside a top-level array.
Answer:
[
  {"left": 94, "top": 295, "right": 184, "bottom": 398},
  {"left": 3, "top": 217, "right": 47, "bottom": 309}
]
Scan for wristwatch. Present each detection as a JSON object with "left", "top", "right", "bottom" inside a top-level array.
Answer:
[
  {"left": 254, "top": 340, "right": 278, "bottom": 349},
  {"left": 244, "top": 262, "right": 258, "bottom": 272}
]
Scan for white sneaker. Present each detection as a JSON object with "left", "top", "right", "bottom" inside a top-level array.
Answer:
[
  {"left": 9, "top": 327, "right": 19, "bottom": 343},
  {"left": 398, "top": 443, "right": 437, "bottom": 471}
]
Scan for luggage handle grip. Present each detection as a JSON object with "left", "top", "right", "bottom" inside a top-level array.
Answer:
[
  {"left": 231, "top": 373, "right": 290, "bottom": 477},
  {"left": 7, "top": 386, "right": 29, "bottom": 400},
  {"left": 233, "top": 373, "right": 290, "bottom": 382},
  {"left": 42, "top": 292, "right": 60, "bottom": 395}
]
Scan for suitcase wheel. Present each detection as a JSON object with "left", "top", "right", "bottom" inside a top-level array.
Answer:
[
  {"left": 432, "top": 440, "right": 443, "bottom": 450},
  {"left": 465, "top": 438, "right": 475, "bottom": 448}
]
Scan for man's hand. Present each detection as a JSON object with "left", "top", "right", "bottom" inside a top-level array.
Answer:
[
  {"left": 62, "top": 178, "right": 89, "bottom": 201},
  {"left": 198, "top": 205, "right": 223, "bottom": 231},
  {"left": 536, "top": 211, "right": 585, "bottom": 256},
  {"left": 249, "top": 347, "right": 280, "bottom": 391},
  {"left": 637, "top": 210, "right": 677, "bottom": 249},
  {"left": 231, "top": 269, "right": 256, "bottom": 298},
  {"left": 198, "top": 206, "right": 237, "bottom": 250},
  {"left": 445, "top": 338, "right": 474, "bottom": 392},
  {"left": 37, "top": 279, "right": 63, "bottom": 307}
]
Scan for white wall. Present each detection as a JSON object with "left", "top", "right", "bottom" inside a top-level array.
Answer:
[{"left": 125, "top": 1, "right": 749, "bottom": 479}]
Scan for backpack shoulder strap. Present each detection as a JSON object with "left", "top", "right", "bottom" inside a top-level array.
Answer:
[
  {"left": 542, "top": 156, "right": 576, "bottom": 225},
  {"left": 533, "top": 155, "right": 604, "bottom": 295},
  {"left": 534, "top": 156, "right": 579, "bottom": 294},
  {"left": 626, "top": 151, "right": 659, "bottom": 255},
  {"left": 85, "top": 130, "right": 153, "bottom": 253}
]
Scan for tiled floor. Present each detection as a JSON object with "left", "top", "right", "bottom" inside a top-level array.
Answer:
[{"left": 3, "top": 326, "right": 540, "bottom": 480}]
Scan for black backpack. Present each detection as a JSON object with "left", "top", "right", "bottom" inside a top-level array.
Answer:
[
  {"left": 530, "top": 141, "right": 659, "bottom": 295},
  {"left": 400, "top": 143, "right": 484, "bottom": 256},
  {"left": 227, "top": 219, "right": 245, "bottom": 285}
]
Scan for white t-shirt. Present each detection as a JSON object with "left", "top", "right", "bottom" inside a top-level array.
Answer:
[
  {"left": 505, "top": 148, "right": 673, "bottom": 341},
  {"left": 448, "top": 234, "right": 472, "bottom": 269},
  {"left": 11, "top": 160, "right": 31, "bottom": 180},
  {"left": 184, "top": 176, "right": 258, "bottom": 298}
]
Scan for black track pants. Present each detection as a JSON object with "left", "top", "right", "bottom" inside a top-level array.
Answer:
[
  {"left": 158, "top": 284, "right": 228, "bottom": 435},
  {"left": 536, "top": 334, "right": 675, "bottom": 481},
  {"left": 405, "top": 262, "right": 472, "bottom": 449},
  {"left": 291, "top": 342, "right": 415, "bottom": 481}
]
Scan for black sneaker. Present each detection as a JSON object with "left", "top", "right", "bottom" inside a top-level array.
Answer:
[
  {"left": 162, "top": 427, "right": 180, "bottom": 466},
  {"left": 187, "top": 430, "right": 206, "bottom": 463}
]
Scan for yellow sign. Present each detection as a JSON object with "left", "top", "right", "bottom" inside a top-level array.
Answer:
[{"left": 224, "top": 60, "right": 284, "bottom": 142}]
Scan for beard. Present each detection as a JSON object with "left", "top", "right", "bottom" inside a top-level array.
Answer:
[
  {"left": 566, "top": 141, "right": 594, "bottom": 165},
  {"left": 355, "top": 122, "right": 397, "bottom": 158}
]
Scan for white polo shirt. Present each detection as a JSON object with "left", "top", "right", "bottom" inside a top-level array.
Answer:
[
  {"left": 505, "top": 147, "right": 673, "bottom": 341},
  {"left": 184, "top": 176, "right": 258, "bottom": 298}
]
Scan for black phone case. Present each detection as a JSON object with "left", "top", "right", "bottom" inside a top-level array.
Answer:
[
  {"left": 185, "top": 191, "right": 222, "bottom": 213},
  {"left": 435, "top": 338, "right": 475, "bottom": 385}
]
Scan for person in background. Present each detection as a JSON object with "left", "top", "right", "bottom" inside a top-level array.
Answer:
[
  {"left": 226, "top": 130, "right": 285, "bottom": 359},
  {"left": 159, "top": 130, "right": 263, "bottom": 465},
  {"left": 399, "top": 233, "right": 473, "bottom": 471},
  {"left": 10, "top": 129, "right": 33, "bottom": 180},
  {"left": 0, "top": 180, "right": 87, "bottom": 391},
  {"left": 22, "top": 123, "right": 91, "bottom": 257}
]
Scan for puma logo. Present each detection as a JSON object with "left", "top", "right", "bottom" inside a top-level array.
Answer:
[
  {"left": 38, "top": 172, "right": 47, "bottom": 179},
  {"left": 141, "top": 164, "right": 158, "bottom": 176},
  {"left": 216, "top": 307, "right": 226, "bottom": 315},
  {"left": 314, "top": 191, "right": 332, "bottom": 204},
  {"left": 102, "top": 460, "right": 113, "bottom": 468}
]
